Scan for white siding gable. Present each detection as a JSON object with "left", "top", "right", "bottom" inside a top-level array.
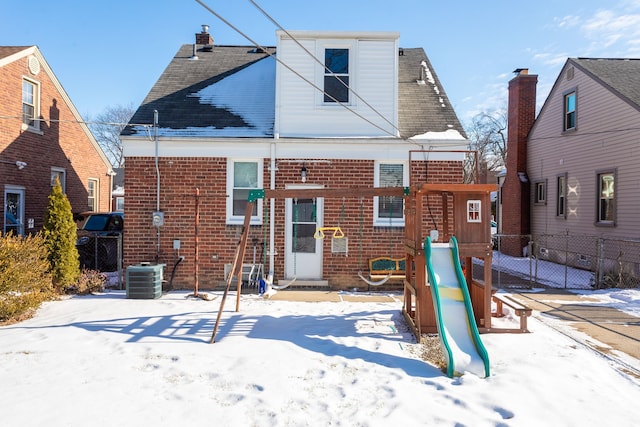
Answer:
[{"left": 275, "top": 31, "right": 399, "bottom": 138}]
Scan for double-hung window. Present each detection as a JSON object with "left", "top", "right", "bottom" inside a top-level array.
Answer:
[
  {"left": 596, "top": 170, "right": 616, "bottom": 225},
  {"left": 87, "top": 178, "right": 99, "bottom": 212},
  {"left": 556, "top": 174, "right": 567, "bottom": 218},
  {"left": 374, "top": 162, "right": 406, "bottom": 226},
  {"left": 323, "top": 48, "right": 350, "bottom": 103},
  {"left": 22, "top": 78, "right": 40, "bottom": 130},
  {"left": 534, "top": 180, "right": 546, "bottom": 204},
  {"left": 51, "top": 168, "right": 66, "bottom": 193},
  {"left": 564, "top": 91, "right": 576, "bottom": 131},
  {"left": 227, "top": 160, "right": 263, "bottom": 225}
]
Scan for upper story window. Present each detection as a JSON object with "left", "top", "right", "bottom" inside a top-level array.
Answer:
[
  {"left": 324, "top": 48, "right": 349, "bottom": 103},
  {"left": 596, "top": 170, "right": 615, "bottom": 225},
  {"left": 51, "top": 168, "right": 66, "bottom": 193},
  {"left": 22, "top": 78, "right": 40, "bottom": 130},
  {"left": 227, "top": 160, "right": 263, "bottom": 225},
  {"left": 374, "top": 162, "right": 406, "bottom": 226},
  {"left": 556, "top": 174, "right": 567, "bottom": 218},
  {"left": 87, "top": 178, "right": 99, "bottom": 212},
  {"left": 564, "top": 91, "right": 576, "bottom": 131}
]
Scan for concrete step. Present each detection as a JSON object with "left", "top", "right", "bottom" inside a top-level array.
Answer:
[{"left": 275, "top": 279, "right": 329, "bottom": 289}]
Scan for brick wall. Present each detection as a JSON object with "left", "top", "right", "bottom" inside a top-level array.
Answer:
[
  {"left": 124, "top": 157, "right": 463, "bottom": 290},
  {"left": 0, "top": 52, "right": 111, "bottom": 233}
]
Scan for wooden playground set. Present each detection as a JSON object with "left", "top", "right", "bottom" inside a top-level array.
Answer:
[{"left": 209, "top": 182, "right": 531, "bottom": 346}]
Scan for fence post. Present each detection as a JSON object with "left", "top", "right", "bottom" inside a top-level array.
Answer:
[
  {"left": 596, "top": 237, "right": 604, "bottom": 288},
  {"left": 564, "top": 230, "right": 569, "bottom": 289},
  {"left": 528, "top": 238, "right": 534, "bottom": 288}
]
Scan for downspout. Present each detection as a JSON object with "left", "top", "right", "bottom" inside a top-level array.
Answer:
[
  {"left": 269, "top": 142, "right": 276, "bottom": 279},
  {"left": 154, "top": 110, "right": 160, "bottom": 261}
]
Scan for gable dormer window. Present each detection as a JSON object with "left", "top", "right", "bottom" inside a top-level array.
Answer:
[{"left": 323, "top": 48, "right": 349, "bottom": 103}]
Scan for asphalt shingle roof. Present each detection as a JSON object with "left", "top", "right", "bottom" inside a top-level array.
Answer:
[
  {"left": 0, "top": 46, "right": 31, "bottom": 61},
  {"left": 571, "top": 58, "right": 640, "bottom": 110},
  {"left": 124, "top": 43, "right": 465, "bottom": 139}
]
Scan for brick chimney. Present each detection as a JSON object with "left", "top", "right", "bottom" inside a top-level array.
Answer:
[
  {"left": 195, "top": 24, "right": 213, "bottom": 45},
  {"left": 501, "top": 68, "right": 537, "bottom": 256}
]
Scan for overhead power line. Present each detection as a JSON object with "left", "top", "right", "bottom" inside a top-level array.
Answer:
[
  {"left": 246, "top": 0, "right": 400, "bottom": 135},
  {"left": 194, "top": 0, "right": 401, "bottom": 139}
]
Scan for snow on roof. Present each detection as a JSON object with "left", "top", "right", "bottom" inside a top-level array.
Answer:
[
  {"left": 130, "top": 56, "right": 276, "bottom": 138},
  {"left": 408, "top": 128, "right": 466, "bottom": 141}
]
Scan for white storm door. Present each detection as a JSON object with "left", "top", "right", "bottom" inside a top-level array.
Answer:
[{"left": 285, "top": 196, "right": 323, "bottom": 279}]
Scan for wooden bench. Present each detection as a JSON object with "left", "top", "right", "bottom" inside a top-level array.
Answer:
[
  {"left": 492, "top": 293, "right": 532, "bottom": 333},
  {"left": 368, "top": 257, "right": 406, "bottom": 281}
]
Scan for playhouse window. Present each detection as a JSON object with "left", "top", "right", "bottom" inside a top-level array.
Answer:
[{"left": 467, "top": 200, "right": 481, "bottom": 223}]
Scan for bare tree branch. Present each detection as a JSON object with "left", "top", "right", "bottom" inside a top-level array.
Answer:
[
  {"left": 463, "top": 108, "right": 507, "bottom": 183},
  {"left": 88, "top": 104, "right": 135, "bottom": 168}
]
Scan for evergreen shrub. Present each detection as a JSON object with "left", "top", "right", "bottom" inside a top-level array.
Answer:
[{"left": 0, "top": 233, "right": 54, "bottom": 323}]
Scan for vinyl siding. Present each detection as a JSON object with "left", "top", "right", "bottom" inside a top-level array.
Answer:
[
  {"left": 275, "top": 34, "right": 398, "bottom": 138},
  {"left": 528, "top": 64, "right": 640, "bottom": 239}
]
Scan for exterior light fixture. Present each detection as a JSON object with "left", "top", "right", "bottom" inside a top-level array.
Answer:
[
  {"left": 301, "top": 164, "right": 307, "bottom": 183},
  {"left": 15, "top": 161, "right": 27, "bottom": 170}
]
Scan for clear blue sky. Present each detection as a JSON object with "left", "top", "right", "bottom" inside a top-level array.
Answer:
[{"left": 3, "top": 0, "right": 640, "bottom": 125}]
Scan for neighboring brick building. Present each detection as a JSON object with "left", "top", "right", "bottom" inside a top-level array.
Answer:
[
  {"left": 121, "top": 28, "right": 469, "bottom": 290},
  {"left": 0, "top": 46, "right": 114, "bottom": 235}
]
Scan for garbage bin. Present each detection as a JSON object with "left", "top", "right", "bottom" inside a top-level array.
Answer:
[{"left": 126, "top": 263, "right": 165, "bottom": 299}]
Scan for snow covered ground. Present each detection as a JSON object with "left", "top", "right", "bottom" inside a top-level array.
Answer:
[{"left": 1, "top": 287, "right": 639, "bottom": 426}]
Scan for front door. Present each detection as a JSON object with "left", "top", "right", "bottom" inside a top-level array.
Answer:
[
  {"left": 4, "top": 187, "right": 25, "bottom": 236},
  {"left": 285, "top": 196, "right": 323, "bottom": 279}
]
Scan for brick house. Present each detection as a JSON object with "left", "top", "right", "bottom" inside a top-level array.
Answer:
[
  {"left": 0, "top": 46, "right": 114, "bottom": 235},
  {"left": 121, "top": 27, "right": 469, "bottom": 290}
]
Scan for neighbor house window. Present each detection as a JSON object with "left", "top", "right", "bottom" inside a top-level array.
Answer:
[
  {"left": 556, "top": 174, "right": 567, "bottom": 218},
  {"left": 564, "top": 91, "right": 576, "bottom": 131},
  {"left": 596, "top": 170, "right": 616, "bottom": 225},
  {"left": 115, "top": 197, "right": 124, "bottom": 212},
  {"left": 534, "top": 180, "right": 546, "bottom": 204},
  {"left": 227, "top": 160, "right": 263, "bottom": 225},
  {"left": 87, "top": 178, "right": 99, "bottom": 212},
  {"left": 22, "top": 78, "right": 40, "bottom": 129},
  {"left": 51, "top": 168, "right": 66, "bottom": 193},
  {"left": 324, "top": 48, "right": 349, "bottom": 103},
  {"left": 374, "top": 162, "right": 406, "bottom": 226}
]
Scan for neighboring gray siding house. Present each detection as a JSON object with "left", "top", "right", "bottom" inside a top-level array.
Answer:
[
  {"left": 121, "top": 27, "right": 469, "bottom": 289},
  {"left": 527, "top": 58, "right": 640, "bottom": 240},
  {"left": 502, "top": 58, "right": 640, "bottom": 279}
]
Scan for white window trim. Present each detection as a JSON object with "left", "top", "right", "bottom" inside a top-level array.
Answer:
[
  {"left": 467, "top": 200, "right": 482, "bottom": 223},
  {"left": 4, "top": 185, "right": 25, "bottom": 236},
  {"left": 87, "top": 178, "right": 99, "bottom": 212},
  {"left": 373, "top": 161, "right": 407, "bottom": 227},
  {"left": 51, "top": 167, "right": 66, "bottom": 193},
  {"left": 316, "top": 40, "right": 356, "bottom": 108},
  {"left": 226, "top": 159, "right": 263, "bottom": 225},
  {"left": 22, "top": 77, "right": 40, "bottom": 131}
]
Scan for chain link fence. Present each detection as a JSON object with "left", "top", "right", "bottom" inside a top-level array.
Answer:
[
  {"left": 78, "top": 234, "right": 123, "bottom": 275},
  {"left": 477, "top": 233, "right": 640, "bottom": 290}
]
